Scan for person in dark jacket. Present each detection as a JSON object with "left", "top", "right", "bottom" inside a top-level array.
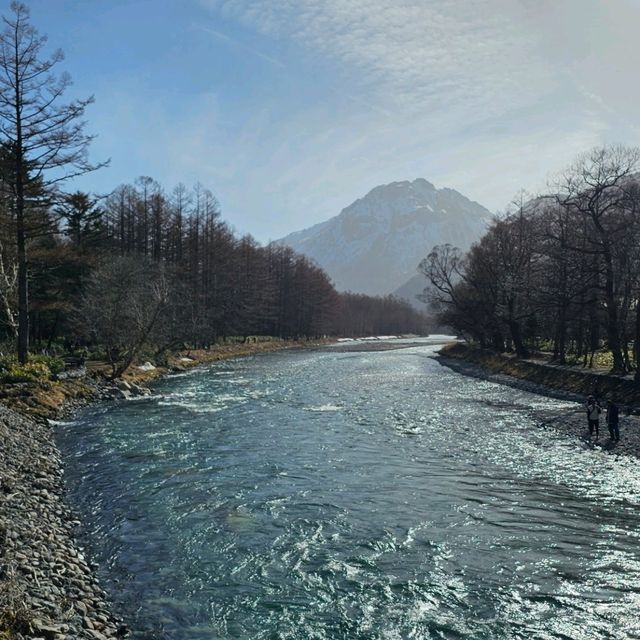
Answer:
[
  {"left": 586, "top": 395, "right": 601, "bottom": 440},
  {"left": 606, "top": 398, "right": 620, "bottom": 442}
]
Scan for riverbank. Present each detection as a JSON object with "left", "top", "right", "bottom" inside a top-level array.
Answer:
[
  {"left": 436, "top": 342, "right": 640, "bottom": 458},
  {"left": 0, "top": 338, "right": 329, "bottom": 639},
  {"left": 0, "top": 404, "right": 126, "bottom": 640},
  {"left": 1, "top": 339, "right": 332, "bottom": 422}
]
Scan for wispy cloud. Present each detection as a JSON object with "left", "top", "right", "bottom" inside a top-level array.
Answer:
[
  {"left": 203, "top": 0, "right": 553, "bottom": 122},
  {"left": 181, "top": 1, "right": 640, "bottom": 240},
  {"left": 53, "top": 0, "right": 640, "bottom": 245},
  {"left": 199, "top": 25, "right": 286, "bottom": 68}
]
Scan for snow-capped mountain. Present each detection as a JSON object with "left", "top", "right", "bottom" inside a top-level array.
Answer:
[{"left": 278, "top": 178, "right": 491, "bottom": 297}]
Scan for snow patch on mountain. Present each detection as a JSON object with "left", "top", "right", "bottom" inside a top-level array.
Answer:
[{"left": 279, "top": 178, "right": 491, "bottom": 297}]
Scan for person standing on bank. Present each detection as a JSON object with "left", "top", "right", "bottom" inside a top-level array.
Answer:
[
  {"left": 586, "top": 396, "right": 602, "bottom": 440},
  {"left": 606, "top": 398, "right": 620, "bottom": 442}
]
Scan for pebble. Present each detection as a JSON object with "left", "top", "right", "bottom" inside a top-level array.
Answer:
[{"left": 0, "top": 404, "right": 127, "bottom": 639}]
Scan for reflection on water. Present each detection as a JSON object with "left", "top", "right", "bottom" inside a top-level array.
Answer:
[{"left": 57, "top": 341, "right": 640, "bottom": 639}]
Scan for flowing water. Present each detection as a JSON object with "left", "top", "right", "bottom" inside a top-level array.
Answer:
[{"left": 57, "top": 340, "right": 640, "bottom": 639}]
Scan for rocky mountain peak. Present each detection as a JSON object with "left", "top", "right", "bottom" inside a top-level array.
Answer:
[{"left": 278, "top": 179, "right": 491, "bottom": 297}]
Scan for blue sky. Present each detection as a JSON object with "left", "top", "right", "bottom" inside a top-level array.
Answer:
[{"left": 26, "top": 0, "right": 640, "bottom": 241}]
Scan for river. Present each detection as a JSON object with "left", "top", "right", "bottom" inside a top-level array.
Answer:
[{"left": 56, "top": 339, "right": 640, "bottom": 639}]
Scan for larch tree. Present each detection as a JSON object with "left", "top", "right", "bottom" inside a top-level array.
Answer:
[
  {"left": 56, "top": 191, "right": 104, "bottom": 249},
  {"left": 0, "top": 1, "right": 106, "bottom": 362}
]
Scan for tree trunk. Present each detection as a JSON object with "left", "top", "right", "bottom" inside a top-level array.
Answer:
[
  {"left": 16, "top": 154, "right": 28, "bottom": 363},
  {"left": 603, "top": 250, "right": 625, "bottom": 373},
  {"left": 508, "top": 319, "right": 529, "bottom": 358},
  {"left": 635, "top": 298, "right": 640, "bottom": 385},
  {"left": 588, "top": 295, "right": 599, "bottom": 368},
  {"left": 46, "top": 310, "right": 61, "bottom": 351},
  {"left": 554, "top": 304, "right": 567, "bottom": 364},
  {"left": 14, "top": 33, "right": 27, "bottom": 363}
]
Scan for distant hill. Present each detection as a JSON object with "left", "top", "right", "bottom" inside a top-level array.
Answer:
[
  {"left": 392, "top": 273, "right": 433, "bottom": 310},
  {"left": 278, "top": 178, "right": 491, "bottom": 298}
]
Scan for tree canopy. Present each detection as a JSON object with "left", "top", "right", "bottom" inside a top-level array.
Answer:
[{"left": 422, "top": 145, "right": 640, "bottom": 377}]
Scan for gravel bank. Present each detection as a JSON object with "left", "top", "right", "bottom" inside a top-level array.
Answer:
[
  {"left": 0, "top": 404, "right": 127, "bottom": 639},
  {"left": 436, "top": 353, "right": 640, "bottom": 459}
]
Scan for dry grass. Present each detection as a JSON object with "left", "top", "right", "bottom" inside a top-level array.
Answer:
[
  {"left": 0, "top": 565, "right": 33, "bottom": 637},
  {"left": 0, "top": 377, "right": 96, "bottom": 420}
]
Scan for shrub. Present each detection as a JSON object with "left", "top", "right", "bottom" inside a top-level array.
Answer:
[
  {"left": 29, "top": 354, "right": 65, "bottom": 375},
  {"left": 0, "top": 361, "right": 51, "bottom": 383},
  {"left": 81, "top": 348, "right": 106, "bottom": 361},
  {"left": 71, "top": 346, "right": 90, "bottom": 359},
  {"left": 590, "top": 351, "right": 615, "bottom": 368},
  {"left": 219, "top": 336, "right": 245, "bottom": 345},
  {"left": 0, "top": 354, "right": 66, "bottom": 382},
  {"left": 0, "top": 355, "right": 17, "bottom": 375}
]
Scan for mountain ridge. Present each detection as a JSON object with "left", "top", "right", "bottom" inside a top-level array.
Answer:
[{"left": 278, "top": 178, "right": 491, "bottom": 297}]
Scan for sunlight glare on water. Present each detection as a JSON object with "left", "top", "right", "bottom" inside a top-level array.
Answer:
[{"left": 57, "top": 341, "right": 640, "bottom": 639}]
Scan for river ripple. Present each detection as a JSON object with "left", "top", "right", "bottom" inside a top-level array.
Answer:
[{"left": 57, "top": 341, "right": 640, "bottom": 639}]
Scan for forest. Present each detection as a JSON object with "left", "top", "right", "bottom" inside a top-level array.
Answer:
[
  {"left": 423, "top": 145, "right": 640, "bottom": 379},
  {"left": 0, "top": 3, "right": 427, "bottom": 377},
  {"left": 1, "top": 177, "right": 428, "bottom": 373}
]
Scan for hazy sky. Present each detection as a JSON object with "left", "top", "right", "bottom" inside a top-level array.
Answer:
[{"left": 27, "top": 0, "right": 640, "bottom": 241}]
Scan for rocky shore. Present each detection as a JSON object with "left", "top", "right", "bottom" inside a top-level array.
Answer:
[
  {"left": 436, "top": 346, "right": 640, "bottom": 459},
  {"left": 0, "top": 404, "right": 126, "bottom": 639}
]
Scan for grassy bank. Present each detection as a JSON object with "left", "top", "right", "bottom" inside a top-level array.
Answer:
[{"left": 439, "top": 342, "right": 640, "bottom": 407}]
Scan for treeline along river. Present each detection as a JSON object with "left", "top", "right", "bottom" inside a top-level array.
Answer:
[{"left": 57, "top": 339, "right": 640, "bottom": 639}]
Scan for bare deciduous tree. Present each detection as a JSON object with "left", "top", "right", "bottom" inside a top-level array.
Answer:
[
  {"left": 555, "top": 145, "right": 640, "bottom": 373},
  {"left": 0, "top": 2, "right": 106, "bottom": 362},
  {"left": 78, "top": 256, "right": 168, "bottom": 379},
  {"left": 0, "top": 239, "right": 17, "bottom": 337}
]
